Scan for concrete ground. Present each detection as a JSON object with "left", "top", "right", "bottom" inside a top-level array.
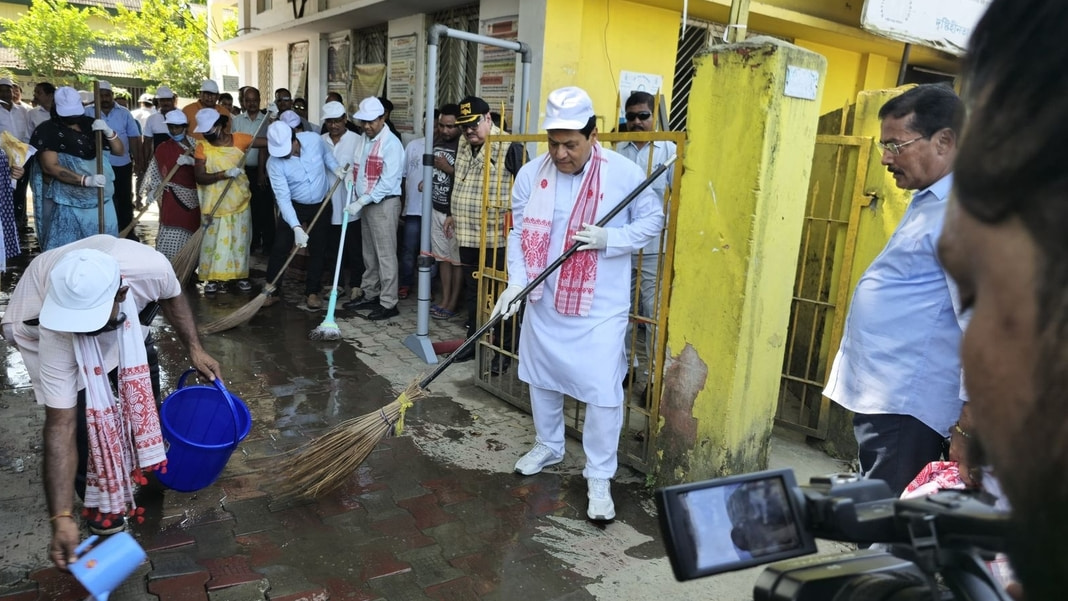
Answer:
[{"left": 0, "top": 215, "right": 850, "bottom": 601}]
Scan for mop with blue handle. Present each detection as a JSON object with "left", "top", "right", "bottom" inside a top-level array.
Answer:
[{"left": 309, "top": 175, "right": 354, "bottom": 341}]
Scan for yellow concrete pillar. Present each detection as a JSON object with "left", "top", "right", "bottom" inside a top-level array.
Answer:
[{"left": 656, "top": 37, "right": 826, "bottom": 484}]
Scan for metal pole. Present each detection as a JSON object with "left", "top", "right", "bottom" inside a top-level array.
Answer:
[
  {"left": 726, "top": 0, "right": 751, "bottom": 43},
  {"left": 896, "top": 43, "right": 912, "bottom": 86},
  {"left": 404, "top": 25, "right": 534, "bottom": 364}
]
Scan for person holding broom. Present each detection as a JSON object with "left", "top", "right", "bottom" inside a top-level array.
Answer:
[
  {"left": 494, "top": 87, "right": 664, "bottom": 521},
  {"left": 0, "top": 235, "right": 222, "bottom": 569},
  {"left": 140, "top": 110, "right": 198, "bottom": 261},
  {"left": 192, "top": 108, "right": 254, "bottom": 294}
]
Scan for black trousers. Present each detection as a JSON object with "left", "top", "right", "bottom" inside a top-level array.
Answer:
[
  {"left": 459, "top": 245, "right": 518, "bottom": 352},
  {"left": 328, "top": 221, "right": 364, "bottom": 289},
  {"left": 112, "top": 163, "right": 136, "bottom": 240},
  {"left": 265, "top": 202, "right": 329, "bottom": 296},
  {"left": 246, "top": 166, "right": 276, "bottom": 253},
  {"left": 13, "top": 170, "right": 28, "bottom": 228}
]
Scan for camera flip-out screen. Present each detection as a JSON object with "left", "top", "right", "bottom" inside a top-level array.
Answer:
[{"left": 656, "top": 468, "right": 817, "bottom": 581}]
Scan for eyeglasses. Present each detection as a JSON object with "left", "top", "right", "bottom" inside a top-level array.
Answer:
[
  {"left": 877, "top": 135, "right": 927, "bottom": 155},
  {"left": 625, "top": 111, "right": 652, "bottom": 122},
  {"left": 459, "top": 117, "right": 484, "bottom": 132},
  {"left": 277, "top": 97, "right": 292, "bottom": 102}
]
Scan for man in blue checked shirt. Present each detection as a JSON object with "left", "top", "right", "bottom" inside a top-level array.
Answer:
[
  {"left": 262, "top": 121, "right": 345, "bottom": 310},
  {"left": 824, "top": 84, "right": 971, "bottom": 496}
]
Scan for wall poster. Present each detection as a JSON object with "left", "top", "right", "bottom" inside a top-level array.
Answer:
[
  {"left": 479, "top": 17, "right": 519, "bottom": 131},
  {"left": 387, "top": 34, "right": 418, "bottom": 134},
  {"left": 289, "top": 41, "right": 309, "bottom": 98},
  {"left": 327, "top": 32, "right": 352, "bottom": 95}
]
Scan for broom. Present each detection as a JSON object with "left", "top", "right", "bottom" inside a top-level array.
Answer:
[
  {"left": 199, "top": 169, "right": 348, "bottom": 336},
  {"left": 272, "top": 155, "right": 678, "bottom": 499},
  {"left": 170, "top": 115, "right": 269, "bottom": 283},
  {"left": 308, "top": 208, "right": 352, "bottom": 341},
  {"left": 119, "top": 147, "right": 194, "bottom": 238}
]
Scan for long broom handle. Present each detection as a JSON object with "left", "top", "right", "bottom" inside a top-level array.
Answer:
[
  {"left": 119, "top": 147, "right": 194, "bottom": 238},
  {"left": 418, "top": 154, "right": 678, "bottom": 389},
  {"left": 321, "top": 209, "right": 350, "bottom": 320},
  {"left": 262, "top": 166, "right": 349, "bottom": 295},
  {"left": 94, "top": 81, "right": 104, "bottom": 235}
]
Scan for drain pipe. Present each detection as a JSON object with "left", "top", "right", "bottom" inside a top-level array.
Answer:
[{"left": 403, "top": 25, "right": 532, "bottom": 364}]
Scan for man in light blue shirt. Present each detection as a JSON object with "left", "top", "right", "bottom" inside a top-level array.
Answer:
[
  {"left": 263, "top": 121, "right": 344, "bottom": 309},
  {"left": 343, "top": 96, "right": 404, "bottom": 321},
  {"left": 824, "top": 84, "right": 968, "bottom": 496},
  {"left": 86, "top": 81, "right": 141, "bottom": 239}
]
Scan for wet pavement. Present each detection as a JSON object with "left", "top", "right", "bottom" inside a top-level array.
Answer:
[{"left": 0, "top": 214, "right": 850, "bottom": 601}]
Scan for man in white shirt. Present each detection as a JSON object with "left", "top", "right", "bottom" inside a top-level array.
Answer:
[{"left": 0, "top": 77, "right": 31, "bottom": 228}]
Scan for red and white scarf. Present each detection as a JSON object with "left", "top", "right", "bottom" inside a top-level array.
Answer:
[
  {"left": 74, "top": 296, "right": 166, "bottom": 521},
  {"left": 520, "top": 143, "right": 605, "bottom": 317},
  {"left": 352, "top": 134, "right": 384, "bottom": 196}
]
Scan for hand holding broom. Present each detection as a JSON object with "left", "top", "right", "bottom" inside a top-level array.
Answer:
[
  {"left": 272, "top": 155, "right": 678, "bottom": 499},
  {"left": 199, "top": 165, "right": 350, "bottom": 336},
  {"left": 121, "top": 147, "right": 195, "bottom": 238}
]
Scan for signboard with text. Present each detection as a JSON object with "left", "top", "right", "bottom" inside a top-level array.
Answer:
[{"left": 861, "top": 0, "right": 992, "bottom": 56}]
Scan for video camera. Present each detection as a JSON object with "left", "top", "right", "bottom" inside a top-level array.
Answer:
[{"left": 656, "top": 469, "right": 1012, "bottom": 601}]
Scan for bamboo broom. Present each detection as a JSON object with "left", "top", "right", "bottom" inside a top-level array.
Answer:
[
  {"left": 170, "top": 114, "right": 269, "bottom": 283},
  {"left": 198, "top": 168, "right": 348, "bottom": 336},
  {"left": 119, "top": 147, "right": 194, "bottom": 238},
  {"left": 271, "top": 155, "right": 678, "bottom": 500}
]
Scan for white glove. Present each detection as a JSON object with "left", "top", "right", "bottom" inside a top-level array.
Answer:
[
  {"left": 345, "top": 194, "right": 372, "bottom": 217},
  {"left": 176, "top": 155, "right": 195, "bottom": 166},
  {"left": 91, "top": 119, "right": 115, "bottom": 138},
  {"left": 81, "top": 174, "right": 106, "bottom": 188},
  {"left": 572, "top": 222, "right": 608, "bottom": 251},
  {"left": 225, "top": 167, "right": 243, "bottom": 178},
  {"left": 333, "top": 166, "right": 347, "bottom": 180},
  {"left": 267, "top": 103, "right": 279, "bottom": 119},
  {"left": 490, "top": 285, "right": 524, "bottom": 320},
  {"left": 292, "top": 226, "right": 309, "bottom": 248}
]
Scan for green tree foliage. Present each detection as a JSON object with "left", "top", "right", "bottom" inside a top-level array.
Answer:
[
  {"left": 109, "top": 0, "right": 237, "bottom": 97},
  {"left": 0, "top": 0, "right": 99, "bottom": 81}
]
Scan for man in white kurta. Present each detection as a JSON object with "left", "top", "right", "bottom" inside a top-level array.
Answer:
[{"left": 496, "top": 87, "right": 663, "bottom": 521}]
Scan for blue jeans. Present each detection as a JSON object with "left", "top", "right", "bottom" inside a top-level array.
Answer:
[{"left": 399, "top": 215, "right": 421, "bottom": 288}]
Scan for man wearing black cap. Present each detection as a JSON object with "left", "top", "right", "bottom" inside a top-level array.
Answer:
[{"left": 445, "top": 96, "right": 520, "bottom": 367}]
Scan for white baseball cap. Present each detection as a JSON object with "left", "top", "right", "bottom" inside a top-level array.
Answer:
[
  {"left": 164, "top": 110, "right": 188, "bottom": 126},
  {"left": 78, "top": 90, "right": 93, "bottom": 105},
  {"left": 279, "top": 110, "right": 301, "bottom": 129},
  {"left": 352, "top": 96, "right": 384, "bottom": 121},
  {"left": 0, "top": 78, "right": 13, "bottom": 87},
  {"left": 154, "top": 85, "right": 175, "bottom": 99},
  {"left": 40, "top": 249, "right": 122, "bottom": 333},
  {"left": 54, "top": 87, "right": 84, "bottom": 117},
  {"left": 138, "top": 93, "right": 153, "bottom": 103},
  {"left": 321, "top": 101, "right": 346, "bottom": 120},
  {"left": 200, "top": 79, "right": 220, "bottom": 94},
  {"left": 98, "top": 80, "right": 113, "bottom": 91},
  {"left": 542, "top": 86, "right": 595, "bottom": 131},
  {"left": 267, "top": 121, "right": 293, "bottom": 157},
  {"left": 193, "top": 108, "right": 221, "bottom": 133}
]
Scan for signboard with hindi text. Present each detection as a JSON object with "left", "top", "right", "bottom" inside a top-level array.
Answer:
[{"left": 861, "top": 0, "right": 992, "bottom": 56}]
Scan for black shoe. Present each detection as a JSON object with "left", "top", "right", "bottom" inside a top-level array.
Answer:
[
  {"left": 365, "top": 305, "right": 399, "bottom": 321},
  {"left": 87, "top": 513, "right": 126, "bottom": 536},
  {"left": 343, "top": 296, "right": 379, "bottom": 310},
  {"left": 489, "top": 355, "right": 512, "bottom": 375},
  {"left": 451, "top": 344, "right": 475, "bottom": 363}
]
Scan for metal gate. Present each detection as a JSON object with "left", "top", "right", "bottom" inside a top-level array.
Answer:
[
  {"left": 472, "top": 131, "right": 686, "bottom": 474},
  {"left": 776, "top": 134, "right": 875, "bottom": 438}
]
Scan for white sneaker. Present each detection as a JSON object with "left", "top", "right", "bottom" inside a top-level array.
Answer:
[
  {"left": 587, "top": 477, "right": 615, "bottom": 521},
  {"left": 514, "top": 442, "right": 562, "bottom": 476}
]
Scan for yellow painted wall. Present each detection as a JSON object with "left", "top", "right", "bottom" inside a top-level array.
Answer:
[
  {"left": 795, "top": 39, "right": 901, "bottom": 116},
  {"left": 542, "top": 0, "right": 678, "bottom": 127}
]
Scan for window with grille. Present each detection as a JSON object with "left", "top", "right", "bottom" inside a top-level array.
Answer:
[
  {"left": 428, "top": 3, "right": 479, "bottom": 105},
  {"left": 257, "top": 49, "right": 273, "bottom": 99}
]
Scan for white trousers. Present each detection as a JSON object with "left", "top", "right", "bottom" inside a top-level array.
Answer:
[{"left": 529, "top": 385, "right": 623, "bottom": 480}]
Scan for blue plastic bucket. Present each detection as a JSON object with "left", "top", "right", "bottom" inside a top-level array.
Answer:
[{"left": 158, "top": 369, "right": 251, "bottom": 492}]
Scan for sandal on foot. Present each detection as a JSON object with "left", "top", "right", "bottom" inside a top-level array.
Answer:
[{"left": 431, "top": 306, "right": 457, "bottom": 320}]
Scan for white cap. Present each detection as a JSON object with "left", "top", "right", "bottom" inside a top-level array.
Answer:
[
  {"left": 78, "top": 90, "right": 93, "bottom": 105},
  {"left": 164, "top": 110, "right": 188, "bottom": 126},
  {"left": 279, "top": 110, "right": 301, "bottom": 129},
  {"left": 321, "top": 101, "right": 346, "bottom": 120},
  {"left": 542, "top": 86, "right": 595, "bottom": 131},
  {"left": 0, "top": 78, "right": 12, "bottom": 87},
  {"left": 55, "top": 87, "right": 84, "bottom": 117},
  {"left": 138, "top": 93, "right": 153, "bottom": 103},
  {"left": 40, "top": 249, "right": 121, "bottom": 333},
  {"left": 154, "top": 85, "right": 175, "bottom": 99},
  {"left": 98, "top": 80, "right": 113, "bottom": 91},
  {"left": 200, "top": 79, "right": 219, "bottom": 94},
  {"left": 193, "top": 107, "right": 221, "bottom": 133},
  {"left": 352, "top": 96, "right": 384, "bottom": 121},
  {"left": 267, "top": 121, "right": 293, "bottom": 157}
]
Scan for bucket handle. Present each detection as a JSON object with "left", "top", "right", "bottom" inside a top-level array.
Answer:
[{"left": 176, "top": 369, "right": 243, "bottom": 450}]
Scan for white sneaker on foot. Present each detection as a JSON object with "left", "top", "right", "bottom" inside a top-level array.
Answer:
[
  {"left": 514, "top": 442, "right": 562, "bottom": 476},
  {"left": 587, "top": 477, "right": 615, "bottom": 521}
]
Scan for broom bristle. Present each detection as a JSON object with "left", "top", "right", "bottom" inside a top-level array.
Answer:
[
  {"left": 199, "top": 293, "right": 269, "bottom": 335},
  {"left": 171, "top": 229, "right": 205, "bottom": 284},
  {"left": 308, "top": 321, "right": 341, "bottom": 341},
  {"left": 270, "top": 380, "right": 428, "bottom": 499}
]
